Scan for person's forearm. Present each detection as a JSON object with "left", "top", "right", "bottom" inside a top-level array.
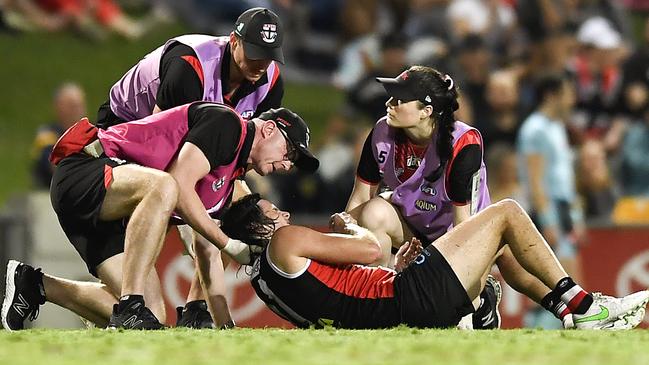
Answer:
[
  {"left": 193, "top": 235, "right": 234, "bottom": 328},
  {"left": 175, "top": 185, "right": 229, "bottom": 249},
  {"left": 530, "top": 184, "right": 559, "bottom": 228},
  {"left": 345, "top": 195, "right": 366, "bottom": 213},
  {"left": 345, "top": 181, "right": 376, "bottom": 213},
  {"left": 344, "top": 223, "right": 380, "bottom": 248}
]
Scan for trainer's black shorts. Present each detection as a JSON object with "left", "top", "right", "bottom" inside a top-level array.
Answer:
[
  {"left": 394, "top": 245, "right": 474, "bottom": 328},
  {"left": 50, "top": 153, "right": 128, "bottom": 277}
]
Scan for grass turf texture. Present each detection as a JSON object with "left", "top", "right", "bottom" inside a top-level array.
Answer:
[
  {"left": 0, "top": 328, "right": 647, "bottom": 365},
  {"left": 0, "top": 26, "right": 342, "bottom": 205}
]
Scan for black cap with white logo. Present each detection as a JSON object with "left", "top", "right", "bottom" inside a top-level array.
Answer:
[
  {"left": 376, "top": 70, "right": 434, "bottom": 106},
  {"left": 234, "top": 7, "right": 284, "bottom": 64},
  {"left": 258, "top": 108, "right": 319, "bottom": 173}
]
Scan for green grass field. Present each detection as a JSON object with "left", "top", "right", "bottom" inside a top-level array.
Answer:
[{"left": 0, "top": 328, "right": 648, "bottom": 365}]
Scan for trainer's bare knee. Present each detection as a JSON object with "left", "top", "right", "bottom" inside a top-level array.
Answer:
[{"left": 148, "top": 173, "right": 178, "bottom": 211}]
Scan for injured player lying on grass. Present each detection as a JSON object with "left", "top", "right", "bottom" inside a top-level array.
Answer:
[
  {"left": 3, "top": 195, "right": 647, "bottom": 330},
  {"left": 219, "top": 194, "right": 648, "bottom": 330}
]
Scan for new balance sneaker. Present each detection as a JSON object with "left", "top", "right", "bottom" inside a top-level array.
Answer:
[
  {"left": 1, "top": 260, "right": 46, "bottom": 331},
  {"left": 107, "top": 301, "right": 165, "bottom": 330},
  {"left": 573, "top": 290, "right": 649, "bottom": 330},
  {"left": 472, "top": 275, "right": 502, "bottom": 329},
  {"left": 176, "top": 300, "right": 215, "bottom": 329}
]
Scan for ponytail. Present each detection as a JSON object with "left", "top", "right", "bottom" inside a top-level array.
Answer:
[
  {"left": 426, "top": 107, "right": 456, "bottom": 182},
  {"left": 425, "top": 72, "right": 459, "bottom": 182}
]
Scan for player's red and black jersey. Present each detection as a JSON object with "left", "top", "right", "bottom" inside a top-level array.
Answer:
[
  {"left": 250, "top": 243, "right": 474, "bottom": 329},
  {"left": 250, "top": 247, "right": 400, "bottom": 329}
]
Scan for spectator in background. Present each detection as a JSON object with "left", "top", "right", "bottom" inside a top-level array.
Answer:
[
  {"left": 403, "top": 0, "right": 450, "bottom": 40},
  {"left": 620, "top": 17, "right": 649, "bottom": 120},
  {"left": 3, "top": 0, "right": 148, "bottom": 39},
  {"left": 331, "top": 0, "right": 380, "bottom": 90},
  {"left": 517, "top": 73, "right": 587, "bottom": 329},
  {"left": 480, "top": 69, "right": 523, "bottom": 151},
  {"left": 1, "top": 0, "right": 67, "bottom": 32},
  {"left": 620, "top": 107, "right": 649, "bottom": 197},
  {"left": 576, "top": 139, "right": 617, "bottom": 221},
  {"left": 562, "top": 0, "right": 631, "bottom": 40},
  {"left": 485, "top": 142, "right": 526, "bottom": 208},
  {"left": 346, "top": 32, "right": 409, "bottom": 123},
  {"left": 446, "top": 0, "right": 516, "bottom": 50},
  {"left": 451, "top": 33, "right": 493, "bottom": 125},
  {"left": 514, "top": 25, "right": 580, "bottom": 120},
  {"left": 540, "top": 25, "right": 579, "bottom": 76},
  {"left": 570, "top": 16, "right": 627, "bottom": 150},
  {"left": 517, "top": 73, "right": 586, "bottom": 311},
  {"left": 31, "top": 82, "right": 86, "bottom": 189}
]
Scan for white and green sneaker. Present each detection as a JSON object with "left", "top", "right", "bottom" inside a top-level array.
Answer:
[
  {"left": 605, "top": 306, "right": 646, "bottom": 330},
  {"left": 573, "top": 290, "right": 649, "bottom": 330}
]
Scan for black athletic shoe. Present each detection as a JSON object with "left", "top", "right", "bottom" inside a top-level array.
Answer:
[
  {"left": 107, "top": 301, "right": 165, "bottom": 330},
  {"left": 472, "top": 275, "right": 502, "bottom": 329},
  {"left": 2, "top": 260, "right": 46, "bottom": 331},
  {"left": 176, "top": 300, "right": 215, "bottom": 329}
]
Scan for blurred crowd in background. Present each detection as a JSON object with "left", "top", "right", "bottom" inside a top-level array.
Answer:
[
  {"left": 15, "top": 0, "right": 649, "bottom": 222},
  {"left": 2, "top": 0, "right": 649, "bottom": 330},
  {"left": 9, "top": 2, "right": 649, "bottom": 234}
]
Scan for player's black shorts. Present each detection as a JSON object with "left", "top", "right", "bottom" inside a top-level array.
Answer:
[
  {"left": 395, "top": 245, "right": 474, "bottom": 328},
  {"left": 50, "top": 153, "right": 128, "bottom": 277}
]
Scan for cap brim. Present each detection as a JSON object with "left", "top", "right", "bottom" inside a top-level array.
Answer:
[
  {"left": 376, "top": 77, "right": 418, "bottom": 102},
  {"left": 242, "top": 41, "right": 285, "bottom": 64},
  {"left": 294, "top": 145, "right": 319, "bottom": 173}
]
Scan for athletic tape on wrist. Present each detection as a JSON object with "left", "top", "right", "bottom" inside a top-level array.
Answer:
[{"left": 223, "top": 238, "right": 250, "bottom": 264}]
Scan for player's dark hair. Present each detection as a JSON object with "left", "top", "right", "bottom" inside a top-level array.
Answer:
[
  {"left": 220, "top": 194, "right": 275, "bottom": 263},
  {"left": 409, "top": 66, "right": 459, "bottom": 182}
]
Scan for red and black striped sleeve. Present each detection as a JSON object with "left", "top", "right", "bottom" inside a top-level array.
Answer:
[{"left": 445, "top": 130, "right": 482, "bottom": 205}]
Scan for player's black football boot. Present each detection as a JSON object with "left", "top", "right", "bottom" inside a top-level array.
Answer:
[
  {"left": 176, "top": 300, "right": 215, "bottom": 329},
  {"left": 2, "top": 260, "right": 46, "bottom": 331},
  {"left": 107, "top": 298, "right": 165, "bottom": 330},
  {"left": 472, "top": 275, "right": 502, "bottom": 329}
]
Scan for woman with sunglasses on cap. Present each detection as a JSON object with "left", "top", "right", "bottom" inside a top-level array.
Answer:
[{"left": 340, "top": 65, "right": 574, "bottom": 329}]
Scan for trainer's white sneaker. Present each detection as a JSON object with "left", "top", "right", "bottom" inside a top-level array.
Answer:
[
  {"left": 456, "top": 313, "right": 474, "bottom": 330},
  {"left": 573, "top": 290, "right": 649, "bottom": 330}
]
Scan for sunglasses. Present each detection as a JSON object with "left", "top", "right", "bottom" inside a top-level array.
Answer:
[{"left": 278, "top": 128, "right": 299, "bottom": 163}]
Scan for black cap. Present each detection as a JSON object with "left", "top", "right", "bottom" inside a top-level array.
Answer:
[
  {"left": 234, "top": 8, "right": 284, "bottom": 64},
  {"left": 376, "top": 70, "right": 434, "bottom": 106},
  {"left": 258, "top": 108, "right": 319, "bottom": 173}
]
